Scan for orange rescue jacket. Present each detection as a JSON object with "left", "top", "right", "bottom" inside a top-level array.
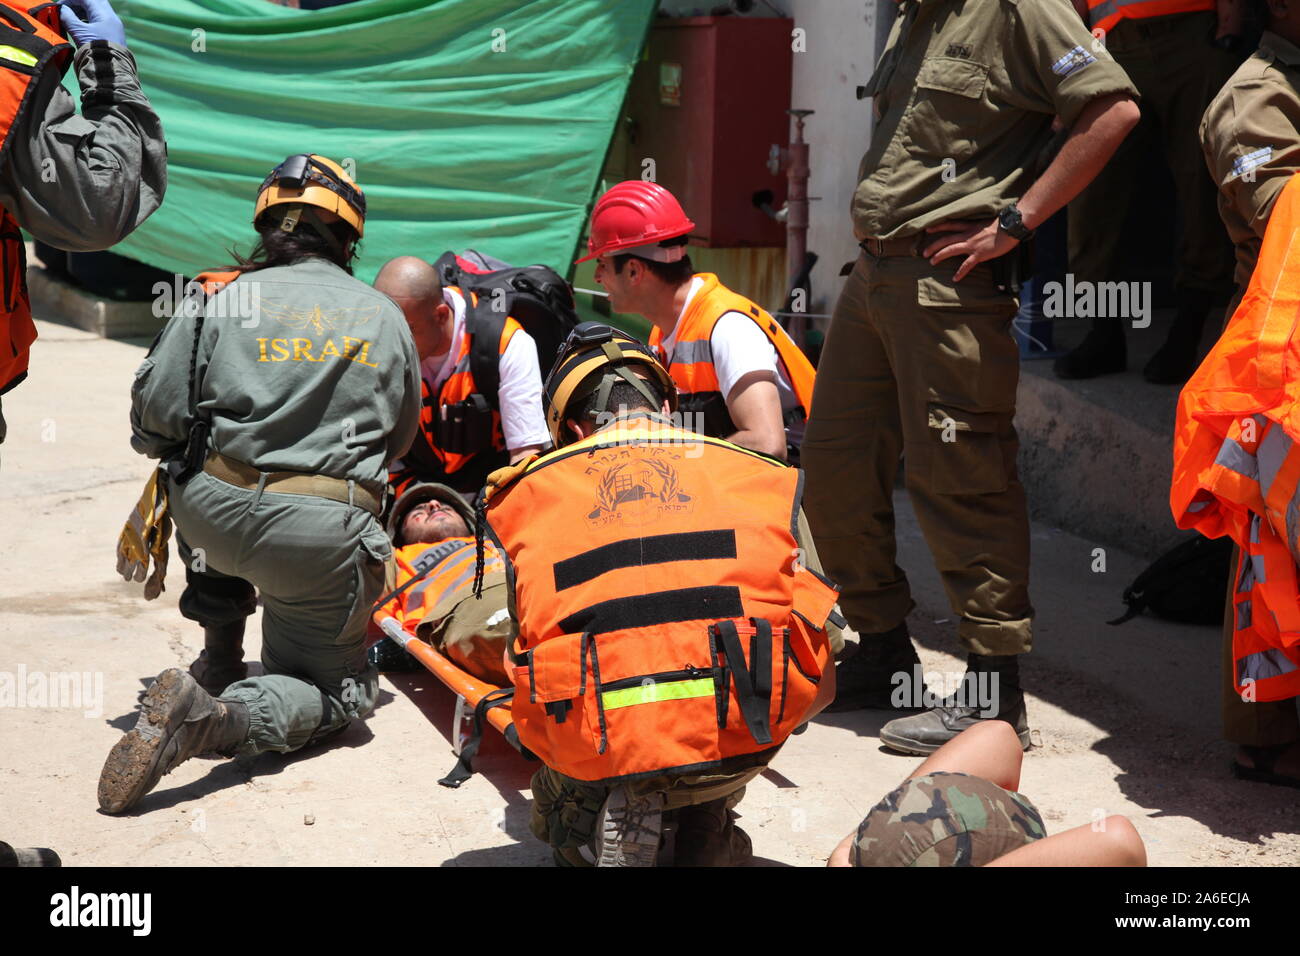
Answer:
[
  {"left": 1087, "top": 0, "right": 1214, "bottom": 34},
  {"left": 484, "top": 413, "right": 839, "bottom": 784},
  {"left": 390, "top": 289, "right": 521, "bottom": 496},
  {"left": 379, "top": 536, "right": 504, "bottom": 638},
  {"left": 1172, "top": 173, "right": 1300, "bottom": 703},
  {"left": 648, "top": 274, "right": 815, "bottom": 441},
  {"left": 0, "top": 2, "right": 72, "bottom": 395}
]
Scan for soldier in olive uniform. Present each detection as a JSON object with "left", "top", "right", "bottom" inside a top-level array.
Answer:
[
  {"left": 1199, "top": 0, "right": 1300, "bottom": 787},
  {"left": 98, "top": 155, "right": 422, "bottom": 814},
  {"left": 1055, "top": 0, "right": 1244, "bottom": 384},
  {"left": 802, "top": 0, "right": 1140, "bottom": 754}
]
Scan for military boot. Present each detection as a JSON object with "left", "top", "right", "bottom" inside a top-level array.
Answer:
[
  {"left": 672, "top": 798, "right": 753, "bottom": 867},
  {"left": 189, "top": 621, "right": 249, "bottom": 696},
  {"left": 878, "top": 653, "right": 1030, "bottom": 755},
  {"left": 1053, "top": 318, "right": 1126, "bottom": 380},
  {"left": 98, "top": 668, "right": 250, "bottom": 814},
  {"left": 1143, "top": 294, "right": 1213, "bottom": 385},
  {"left": 0, "top": 842, "right": 60, "bottom": 866},
  {"left": 594, "top": 787, "right": 664, "bottom": 867},
  {"left": 824, "top": 622, "right": 927, "bottom": 713}
]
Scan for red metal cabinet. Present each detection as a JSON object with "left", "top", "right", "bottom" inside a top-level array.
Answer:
[{"left": 624, "top": 16, "right": 793, "bottom": 248}]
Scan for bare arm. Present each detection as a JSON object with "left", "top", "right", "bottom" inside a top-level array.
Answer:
[
  {"left": 725, "top": 371, "right": 787, "bottom": 461},
  {"left": 1018, "top": 91, "right": 1141, "bottom": 231},
  {"left": 925, "top": 92, "right": 1140, "bottom": 280},
  {"left": 509, "top": 443, "right": 543, "bottom": 464}
]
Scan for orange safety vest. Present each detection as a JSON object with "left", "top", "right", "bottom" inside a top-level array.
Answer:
[
  {"left": 1087, "top": 0, "right": 1214, "bottom": 34},
  {"left": 484, "top": 413, "right": 840, "bottom": 784},
  {"left": 0, "top": 1, "right": 72, "bottom": 395},
  {"left": 647, "top": 274, "right": 815, "bottom": 441},
  {"left": 1172, "top": 172, "right": 1300, "bottom": 703},
  {"left": 390, "top": 289, "right": 521, "bottom": 497},
  {"left": 379, "top": 536, "right": 504, "bottom": 637}
]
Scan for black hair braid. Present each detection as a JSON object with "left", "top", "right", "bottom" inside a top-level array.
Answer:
[{"left": 472, "top": 492, "right": 488, "bottom": 599}]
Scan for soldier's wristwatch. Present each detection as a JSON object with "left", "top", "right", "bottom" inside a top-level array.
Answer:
[{"left": 997, "top": 205, "right": 1034, "bottom": 242}]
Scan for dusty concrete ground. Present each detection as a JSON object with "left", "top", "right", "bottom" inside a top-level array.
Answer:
[{"left": 1, "top": 317, "right": 1298, "bottom": 867}]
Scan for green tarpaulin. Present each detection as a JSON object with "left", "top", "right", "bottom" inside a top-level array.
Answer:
[{"left": 103, "top": 0, "right": 655, "bottom": 282}]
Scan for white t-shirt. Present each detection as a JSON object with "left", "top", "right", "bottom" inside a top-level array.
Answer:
[
  {"left": 421, "top": 287, "right": 550, "bottom": 453},
  {"left": 660, "top": 277, "right": 802, "bottom": 427}
]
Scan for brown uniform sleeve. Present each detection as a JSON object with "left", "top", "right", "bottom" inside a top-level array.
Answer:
[
  {"left": 1004, "top": 0, "right": 1139, "bottom": 128},
  {"left": 1200, "top": 75, "right": 1300, "bottom": 240}
]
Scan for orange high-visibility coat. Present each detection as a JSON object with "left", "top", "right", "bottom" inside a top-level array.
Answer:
[
  {"left": 0, "top": 2, "right": 72, "bottom": 395},
  {"left": 648, "top": 274, "right": 815, "bottom": 440},
  {"left": 484, "top": 414, "right": 839, "bottom": 783},
  {"left": 378, "top": 536, "right": 504, "bottom": 638},
  {"left": 1086, "top": 0, "right": 1214, "bottom": 34},
  {"left": 1172, "top": 173, "right": 1300, "bottom": 703}
]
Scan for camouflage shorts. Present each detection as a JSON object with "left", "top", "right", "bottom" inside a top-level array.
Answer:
[{"left": 851, "top": 771, "right": 1046, "bottom": 867}]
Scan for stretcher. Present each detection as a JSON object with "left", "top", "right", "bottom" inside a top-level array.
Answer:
[{"left": 373, "top": 613, "right": 530, "bottom": 786}]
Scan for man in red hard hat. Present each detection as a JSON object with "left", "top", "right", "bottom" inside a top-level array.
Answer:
[{"left": 579, "top": 180, "right": 815, "bottom": 463}]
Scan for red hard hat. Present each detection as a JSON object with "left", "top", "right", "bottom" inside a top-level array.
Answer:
[{"left": 575, "top": 180, "right": 695, "bottom": 264}]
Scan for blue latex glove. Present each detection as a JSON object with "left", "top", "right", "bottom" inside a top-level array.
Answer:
[{"left": 59, "top": 0, "right": 128, "bottom": 48}]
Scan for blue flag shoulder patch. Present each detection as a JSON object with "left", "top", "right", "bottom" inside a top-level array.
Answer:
[
  {"left": 1051, "top": 45, "right": 1096, "bottom": 79},
  {"left": 1232, "top": 146, "right": 1273, "bottom": 179}
]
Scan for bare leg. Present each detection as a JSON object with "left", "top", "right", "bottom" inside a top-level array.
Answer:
[
  {"left": 985, "top": 816, "right": 1147, "bottom": 867},
  {"left": 827, "top": 722, "right": 1026, "bottom": 865},
  {"left": 907, "top": 719, "right": 1024, "bottom": 791}
]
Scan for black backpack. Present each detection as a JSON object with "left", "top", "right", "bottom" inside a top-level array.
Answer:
[
  {"left": 1108, "top": 534, "right": 1234, "bottom": 627},
  {"left": 412, "top": 250, "right": 578, "bottom": 474},
  {"left": 432, "top": 249, "right": 579, "bottom": 402}
]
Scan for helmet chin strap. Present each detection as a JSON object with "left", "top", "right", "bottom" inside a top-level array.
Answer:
[
  {"left": 276, "top": 204, "right": 352, "bottom": 262},
  {"left": 595, "top": 351, "right": 665, "bottom": 416}
]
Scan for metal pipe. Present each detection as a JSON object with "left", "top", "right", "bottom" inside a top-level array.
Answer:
[{"left": 785, "top": 109, "right": 814, "bottom": 348}]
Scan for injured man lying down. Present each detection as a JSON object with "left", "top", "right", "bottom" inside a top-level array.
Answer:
[{"left": 368, "top": 482, "right": 513, "bottom": 685}]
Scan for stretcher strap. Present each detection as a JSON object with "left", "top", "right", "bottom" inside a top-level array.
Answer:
[
  {"left": 714, "top": 619, "right": 774, "bottom": 746},
  {"left": 438, "top": 688, "right": 515, "bottom": 788}
]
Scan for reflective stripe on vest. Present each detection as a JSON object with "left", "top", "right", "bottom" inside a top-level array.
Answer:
[
  {"left": 385, "top": 537, "right": 504, "bottom": 637},
  {"left": 0, "top": 2, "right": 71, "bottom": 395},
  {"left": 485, "top": 414, "right": 839, "bottom": 783},
  {"left": 1087, "top": 0, "right": 1214, "bottom": 33},
  {"left": 648, "top": 274, "right": 815, "bottom": 440}
]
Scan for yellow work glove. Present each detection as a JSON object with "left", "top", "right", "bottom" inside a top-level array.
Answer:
[{"left": 116, "top": 468, "right": 173, "bottom": 600}]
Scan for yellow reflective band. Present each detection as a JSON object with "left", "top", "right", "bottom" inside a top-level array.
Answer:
[
  {"left": 0, "top": 45, "right": 37, "bottom": 68},
  {"left": 601, "top": 678, "right": 715, "bottom": 711}
]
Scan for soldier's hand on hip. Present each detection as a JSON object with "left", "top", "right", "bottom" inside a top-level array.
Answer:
[{"left": 922, "top": 219, "right": 1018, "bottom": 283}]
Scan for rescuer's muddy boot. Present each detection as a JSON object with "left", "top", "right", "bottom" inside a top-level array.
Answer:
[
  {"left": 824, "top": 622, "right": 928, "bottom": 713},
  {"left": 0, "top": 842, "right": 60, "bottom": 866},
  {"left": 594, "top": 787, "right": 664, "bottom": 867},
  {"left": 189, "top": 622, "right": 248, "bottom": 696},
  {"left": 878, "top": 653, "right": 1030, "bottom": 755},
  {"left": 672, "top": 798, "right": 753, "bottom": 867},
  {"left": 98, "top": 668, "right": 250, "bottom": 814}
]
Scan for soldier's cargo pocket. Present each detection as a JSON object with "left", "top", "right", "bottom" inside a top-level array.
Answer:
[
  {"left": 925, "top": 401, "right": 1008, "bottom": 495},
  {"left": 341, "top": 524, "right": 393, "bottom": 644}
]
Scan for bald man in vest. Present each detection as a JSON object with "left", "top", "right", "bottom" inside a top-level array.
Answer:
[
  {"left": 374, "top": 256, "right": 548, "bottom": 496},
  {"left": 0, "top": 0, "right": 166, "bottom": 445}
]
